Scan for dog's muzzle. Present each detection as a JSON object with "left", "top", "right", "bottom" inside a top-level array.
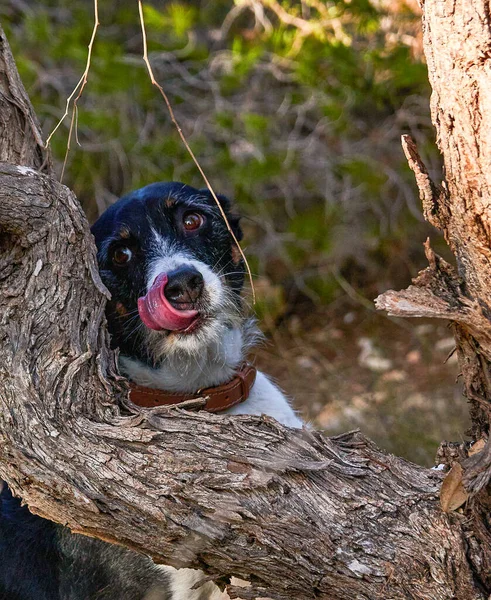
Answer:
[{"left": 138, "top": 267, "right": 203, "bottom": 331}]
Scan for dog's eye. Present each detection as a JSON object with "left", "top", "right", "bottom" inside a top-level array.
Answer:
[
  {"left": 183, "top": 212, "right": 205, "bottom": 232},
  {"left": 112, "top": 247, "right": 133, "bottom": 266}
]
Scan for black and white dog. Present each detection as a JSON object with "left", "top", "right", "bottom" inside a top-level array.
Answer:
[{"left": 0, "top": 182, "right": 302, "bottom": 600}]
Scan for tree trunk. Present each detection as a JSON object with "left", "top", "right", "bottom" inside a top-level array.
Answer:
[{"left": 0, "top": 6, "right": 489, "bottom": 600}]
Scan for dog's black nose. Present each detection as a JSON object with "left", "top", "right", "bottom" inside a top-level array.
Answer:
[{"left": 164, "top": 266, "right": 204, "bottom": 305}]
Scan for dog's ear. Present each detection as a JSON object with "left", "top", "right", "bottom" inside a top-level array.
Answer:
[
  {"left": 227, "top": 213, "right": 243, "bottom": 242},
  {"left": 217, "top": 194, "right": 243, "bottom": 242},
  {"left": 200, "top": 189, "right": 243, "bottom": 242}
]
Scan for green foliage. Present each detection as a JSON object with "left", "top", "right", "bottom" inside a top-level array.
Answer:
[{"left": 1, "top": 0, "right": 438, "bottom": 321}]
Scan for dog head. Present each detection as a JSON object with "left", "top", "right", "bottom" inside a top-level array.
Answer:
[{"left": 91, "top": 182, "right": 245, "bottom": 365}]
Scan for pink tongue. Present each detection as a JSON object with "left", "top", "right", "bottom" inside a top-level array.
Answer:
[{"left": 138, "top": 273, "right": 199, "bottom": 331}]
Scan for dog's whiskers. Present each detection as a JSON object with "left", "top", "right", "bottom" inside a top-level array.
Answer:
[{"left": 122, "top": 320, "right": 145, "bottom": 343}]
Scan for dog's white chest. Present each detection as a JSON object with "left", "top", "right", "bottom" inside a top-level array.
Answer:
[
  {"left": 121, "top": 357, "right": 302, "bottom": 429},
  {"left": 224, "top": 370, "right": 302, "bottom": 428}
]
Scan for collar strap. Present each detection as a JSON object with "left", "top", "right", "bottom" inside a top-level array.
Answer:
[{"left": 129, "top": 362, "right": 257, "bottom": 413}]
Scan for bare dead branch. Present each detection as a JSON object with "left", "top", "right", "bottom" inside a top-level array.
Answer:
[
  {"left": 376, "top": 240, "right": 491, "bottom": 359},
  {"left": 400, "top": 134, "right": 445, "bottom": 229},
  {"left": 0, "top": 25, "right": 49, "bottom": 170}
]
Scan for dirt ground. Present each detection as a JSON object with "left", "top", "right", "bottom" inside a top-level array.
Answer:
[{"left": 253, "top": 302, "right": 469, "bottom": 467}]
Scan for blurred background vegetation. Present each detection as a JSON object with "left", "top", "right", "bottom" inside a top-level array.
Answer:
[{"left": 1, "top": 0, "right": 468, "bottom": 464}]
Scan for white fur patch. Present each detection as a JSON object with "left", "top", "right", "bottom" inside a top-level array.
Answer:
[
  {"left": 120, "top": 326, "right": 244, "bottom": 393},
  {"left": 141, "top": 229, "right": 238, "bottom": 360},
  {"left": 148, "top": 230, "right": 221, "bottom": 309},
  {"left": 160, "top": 566, "right": 228, "bottom": 600},
  {"left": 225, "top": 370, "right": 302, "bottom": 428}
]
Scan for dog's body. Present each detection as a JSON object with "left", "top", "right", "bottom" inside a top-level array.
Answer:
[{"left": 0, "top": 182, "right": 301, "bottom": 600}]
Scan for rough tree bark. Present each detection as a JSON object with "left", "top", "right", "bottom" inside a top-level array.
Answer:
[
  {"left": 376, "top": 0, "right": 491, "bottom": 587},
  {"left": 0, "top": 5, "right": 489, "bottom": 600}
]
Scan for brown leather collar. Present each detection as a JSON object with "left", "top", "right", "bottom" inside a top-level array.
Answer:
[{"left": 129, "top": 362, "right": 257, "bottom": 413}]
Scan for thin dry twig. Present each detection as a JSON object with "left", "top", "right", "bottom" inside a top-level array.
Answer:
[
  {"left": 45, "top": 0, "right": 100, "bottom": 181},
  {"left": 137, "top": 0, "right": 256, "bottom": 303},
  {"left": 261, "top": 0, "right": 350, "bottom": 50}
]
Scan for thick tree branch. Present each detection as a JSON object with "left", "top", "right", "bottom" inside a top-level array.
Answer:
[{"left": 0, "top": 25, "right": 49, "bottom": 170}]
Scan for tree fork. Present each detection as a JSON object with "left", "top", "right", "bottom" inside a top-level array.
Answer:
[{"left": 0, "top": 13, "right": 489, "bottom": 600}]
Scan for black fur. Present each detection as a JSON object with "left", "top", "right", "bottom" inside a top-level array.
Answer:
[
  {"left": 0, "top": 182, "right": 245, "bottom": 600},
  {"left": 0, "top": 485, "right": 60, "bottom": 600},
  {"left": 0, "top": 484, "right": 170, "bottom": 600}
]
